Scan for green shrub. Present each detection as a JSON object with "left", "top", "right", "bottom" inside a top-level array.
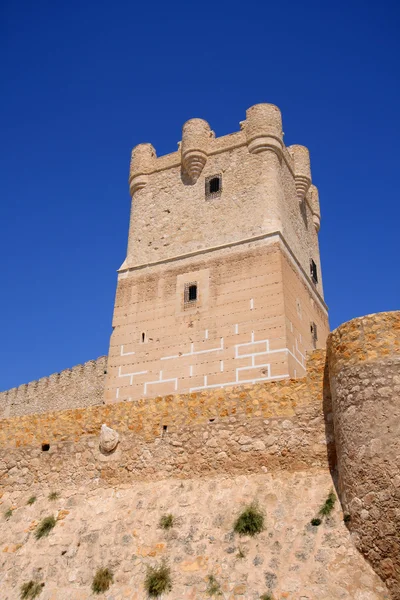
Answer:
[
  {"left": 233, "top": 503, "right": 264, "bottom": 537},
  {"left": 92, "top": 568, "right": 113, "bottom": 594},
  {"left": 144, "top": 561, "right": 172, "bottom": 597},
  {"left": 20, "top": 580, "right": 43, "bottom": 599},
  {"left": 311, "top": 518, "right": 322, "bottom": 526},
  {"left": 206, "top": 575, "right": 222, "bottom": 596},
  {"left": 319, "top": 490, "right": 336, "bottom": 517},
  {"left": 260, "top": 594, "right": 273, "bottom": 600},
  {"left": 4, "top": 508, "right": 13, "bottom": 520},
  {"left": 159, "top": 513, "right": 174, "bottom": 530},
  {"left": 344, "top": 513, "right": 351, "bottom": 523},
  {"left": 48, "top": 492, "right": 59, "bottom": 501},
  {"left": 27, "top": 496, "right": 37, "bottom": 506},
  {"left": 35, "top": 516, "right": 56, "bottom": 539}
]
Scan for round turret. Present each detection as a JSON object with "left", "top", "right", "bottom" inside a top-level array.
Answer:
[
  {"left": 129, "top": 143, "right": 156, "bottom": 196},
  {"left": 245, "top": 103, "right": 283, "bottom": 156},
  {"left": 287, "top": 145, "right": 311, "bottom": 201},
  {"left": 309, "top": 184, "right": 321, "bottom": 232},
  {"left": 181, "top": 118, "right": 211, "bottom": 182},
  {"left": 328, "top": 311, "right": 400, "bottom": 598}
]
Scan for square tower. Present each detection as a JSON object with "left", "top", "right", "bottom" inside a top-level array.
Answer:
[{"left": 104, "top": 104, "right": 329, "bottom": 402}]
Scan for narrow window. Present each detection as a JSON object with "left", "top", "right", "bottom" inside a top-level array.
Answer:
[
  {"left": 141, "top": 332, "right": 146, "bottom": 343},
  {"left": 209, "top": 177, "right": 220, "bottom": 194},
  {"left": 310, "top": 322, "right": 318, "bottom": 348},
  {"left": 184, "top": 281, "right": 198, "bottom": 307},
  {"left": 205, "top": 174, "right": 222, "bottom": 198},
  {"left": 188, "top": 284, "right": 197, "bottom": 301},
  {"left": 310, "top": 259, "right": 318, "bottom": 284}
]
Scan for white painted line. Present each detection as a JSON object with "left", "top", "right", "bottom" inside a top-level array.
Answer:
[
  {"left": 118, "top": 366, "right": 148, "bottom": 385},
  {"left": 161, "top": 338, "right": 224, "bottom": 360},
  {"left": 120, "top": 345, "right": 135, "bottom": 356},
  {"left": 144, "top": 373, "right": 178, "bottom": 395},
  {"left": 235, "top": 324, "right": 239, "bottom": 334},
  {"left": 190, "top": 373, "right": 289, "bottom": 392},
  {"left": 189, "top": 365, "right": 193, "bottom": 376},
  {"left": 220, "top": 360, "right": 224, "bottom": 372},
  {"left": 250, "top": 298, "right": 254, "bottom": 310},
  {"left": 205, "top": 329, "right": 209, "bottom": 339}
]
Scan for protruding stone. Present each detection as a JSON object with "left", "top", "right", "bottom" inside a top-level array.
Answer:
[
  {"left": 245, "top": 103, "right": 283, "bottom": 157},
  {"left": 99, "top": 424, "right": 119, "bottom": 453},
  {"left": 181, "top": 118, "right": 212, "bottom": 182},
  {"left": 288, "top": 144, "right": 311, "bottom": 201}
]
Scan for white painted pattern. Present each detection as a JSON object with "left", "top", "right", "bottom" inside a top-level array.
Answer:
[
  {"left": 120, "top": 345, "right": 136, "bottom": 356},
  {"left": 144, "top": 370, "right": 178, "bottom": 395},
  {"left": 189, "top": 332, "right": 290, "bottom": 391},
  {"left": 161, "top": 338, "right": 224, "bottom": 361},
  {"left": 117, "top": 365, "right": 147, "bottom": 385}
]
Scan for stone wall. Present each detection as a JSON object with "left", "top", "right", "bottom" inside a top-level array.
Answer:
[
  {"left": 0, "top": 356, "right": 107, "bottom": 419},
  {"left": 0, "top": 472, "right": 388, "bottom": 600},
  {"left": 106, "top": 239, "right": 329, "bottom": 403},
  {"left": 0, "top": 350, "right": 332, "bottom": 495},
  {"left": 328, "top": 311, "right": 400, "bottom": 600},
  {"left": 0, "top": 348, "right": 390, "bottom": 599}
]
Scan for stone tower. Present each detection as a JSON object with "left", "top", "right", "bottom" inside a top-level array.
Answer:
[{"left": 104, "top": 104, "right": 329, "bottom": 403}]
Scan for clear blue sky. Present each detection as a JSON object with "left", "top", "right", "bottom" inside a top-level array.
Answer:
[{"left": 1, "top": 0, "right": 399, "bottom": 391}]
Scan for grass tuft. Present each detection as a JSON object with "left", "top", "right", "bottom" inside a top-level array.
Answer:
[
  {"left": 159, "top": 513, "right": 174, "bottom": 530},
  {"left": 206, "top": 575, "right": 222, "bottom": 596},
  {"left": 20, "top": 580, "right": 43, "bottom": 599},
  {"left": 236, "top": 546, "right": 246, "bottom": 559},
  {"left": 48, "top": 492, "right": 59, "bottom": 501},
  {"left": 319, "top": 490, "right": 336, "bottom": 517},
  {"left": 260, "top": 594, "right": 273, "bottom": 600},
  {"left": 35, "top": 516, "right": 56, "bottom": 539},
  {"left": 233, "top": 503, "right": 264, "bottom": 537},
  {"left": 311, "top": 518, "right": 322, "bottom": 526},
  {"left": 144, "top": 561, "right": 172, "bottom": 597},
  {"left": 27, "top": 496, "right": 37, "bottom": 506},
  {"left": 92, "top": 567, "right": 113, "bottom": 594},
  {"left": 5, "top": 508, "right": 13, "bottom": 520}
]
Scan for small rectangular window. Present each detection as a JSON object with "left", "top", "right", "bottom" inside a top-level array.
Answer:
[
  {"left": 310, "top": 259, "right": 318, "bottom": 284},
  {"left": 184, "top": 282, "right": 198, "bottom": 307},
  {"left": 205, "top": 174, "right": 222, "bottom": 198}
]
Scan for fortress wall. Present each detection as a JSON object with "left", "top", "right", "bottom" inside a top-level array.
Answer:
[
  {"left": 0, "top": 350, "right": 334, "bottom": 495},
  {"left": 0, "top": 356, "right": 107, "bottom": 419},
  {"left": 0, "top": 346, "right": 391, "bottom": 599},
  {"left": 328, "top": 311, "right": 400, "bottom": 599}
]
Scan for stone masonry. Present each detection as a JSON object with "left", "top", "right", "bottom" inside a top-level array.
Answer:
[
  {"left": 105, "top": 104, "right": 329, "bottom": 403},
  {"left": 0, "top": 356, "right": 107, "bottom": 419}
]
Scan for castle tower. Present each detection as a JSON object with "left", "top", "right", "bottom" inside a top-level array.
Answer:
[{"left": 104, "top": 104, "right": 329, "bottom": 403}]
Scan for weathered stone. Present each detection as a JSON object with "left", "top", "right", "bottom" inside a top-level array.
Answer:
[{"left": 99, "top": 424, "right": 119, "bottom": 453}]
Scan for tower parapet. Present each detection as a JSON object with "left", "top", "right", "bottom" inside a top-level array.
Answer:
[
  {"left": 129, "top": 143, "right": 156, "bottom": 195},
  {"left": 309, "top": 184, "right": 321, "bottom": 232},
  {"left": 244, "top": 103, "right": 283, "bottom": 157},
  {"left": 181, "top": 118, "right": 213, "bottom": 182},
  {"left": 287, "top": 144, "right": 312, "bottom": 201}
]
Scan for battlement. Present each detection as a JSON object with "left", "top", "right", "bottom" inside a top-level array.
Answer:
[
  {"left": 128, "top": 104, "right": 319, "bottom": 222},
  {"left": 0, "top": 356, "right": 107, "bottom": 419}
]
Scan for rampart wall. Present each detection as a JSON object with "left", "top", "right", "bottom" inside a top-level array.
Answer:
[
  {"left": 0, "top": 311, "right": 398, "bottom": 599},
  {"left": 0, "top": 356, "right": 107, "bottom": 419},
  {"left": 328, "top": 311, "right": 400, "bottom": 600},
  {"left": 0, "top": 349, "right": 332, "bottom": 494}
]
